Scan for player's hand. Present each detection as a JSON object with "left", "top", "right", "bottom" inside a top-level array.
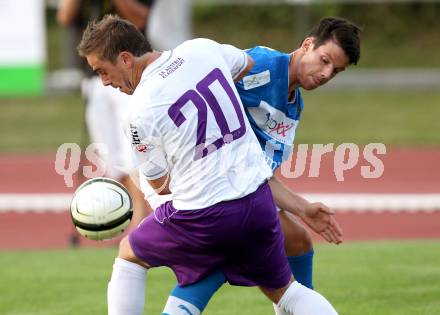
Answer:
[{"left": 301, "top": 202, "right": 343, "bottom": 244}]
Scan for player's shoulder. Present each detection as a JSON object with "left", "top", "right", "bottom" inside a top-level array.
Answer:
[
  {"left": 169, "top": 38, "right": 223, "bottom": 66},
  {"left": 125, "top": 99, "right": 148, "bottom": 127},
  {"left": 126, "top": 85, "right": 159, "bottom": 124},
  {"left": 176, "top": 38, "right": 221, "bottom": 53},
  {"left": 237, "top": 46, "right": 289, "bottom": 91},
  {"left": 124, "top": 102, "right": 161, "bottom": 145},
  {"left": 245, "top": 46, "right": 289, "bottom": 73},
  {"left": 177, "top": 38, "right": 243, "bottom": 60},
  {"left": 246, "top": 46, "right": 286, "bottom": 60}
]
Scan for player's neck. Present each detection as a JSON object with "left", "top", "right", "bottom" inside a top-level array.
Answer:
[
  {"left": 136, "top": 51, "right": 162, "bottom": 71},
  {"left": 132, "top": 51, "right": 163, "bottom": 87},
  {"left": 288, "top": 50, "right": 300, "bottom": 93}
]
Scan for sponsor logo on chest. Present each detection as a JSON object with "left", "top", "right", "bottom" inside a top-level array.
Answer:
[{"left": 248, "top": 101, "right": 298, "bottom": 144}]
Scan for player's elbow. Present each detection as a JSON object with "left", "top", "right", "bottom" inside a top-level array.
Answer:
[
  {"left": 156, "top": 188, "right": 171, "bottom": 195},
  {"left": 147, "top": 173, "right": 171, "bottom": 195},
  {"left": 56, "top": 11, "right": 74, "bottom": 26},
  {"left": 234, "top": 55, "right": 254, "bottom": 82},
  {"left": 132, "top": 18, "right": 146, "bottom": 31},
  {"left": 247, "top": 56, "right": 255, "bottom": 71}
]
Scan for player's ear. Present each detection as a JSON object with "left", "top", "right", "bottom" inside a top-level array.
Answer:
[
  {"left": 119, "top": 51, "right": 133, "bottom": 66},
  {"left": 301, "top": 37, "right": 314, "bottom": 52}
]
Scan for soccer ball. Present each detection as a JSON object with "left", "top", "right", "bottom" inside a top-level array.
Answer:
[{"left": 70, "top": 177, "right": 133, "bottom": 240}]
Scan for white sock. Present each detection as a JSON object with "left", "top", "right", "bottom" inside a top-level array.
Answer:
[
  {"left": 277, "top": 281, "right": 338, "bottom": 315},
  {"left": 273, "top": 303, "right": 289, "bottom": 315},
  {"left": 108, "top": 258, "right": 147, "bottom": 315}
]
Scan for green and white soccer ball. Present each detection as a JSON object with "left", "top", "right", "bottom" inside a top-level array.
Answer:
[{"left": 70, "top": 177, "right": 133, "bottom": 241}]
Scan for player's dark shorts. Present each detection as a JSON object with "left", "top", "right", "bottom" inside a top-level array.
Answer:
[{"left": 129, "top": 181, "right": 291, "bottom": 290}]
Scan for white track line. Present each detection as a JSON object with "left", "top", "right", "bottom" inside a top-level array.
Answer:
[
  {"left": 0, "top": 194, "right": 73, "bottom": 212},
  {"left": 302, "top": 193, "right": 440, "bottom": 212},
  {"left": 1, "top": 193, "right": 440, "bottom": 213}
]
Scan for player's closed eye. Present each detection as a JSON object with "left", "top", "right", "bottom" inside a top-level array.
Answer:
[{"left": 95, "top": 69, "right": 105, "bottom": 76}]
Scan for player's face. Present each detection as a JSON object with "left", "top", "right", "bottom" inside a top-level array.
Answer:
[
  {"left": 297, "top": 38, "right": 349, "bottom": 90},
  {"left": 86, "top": 52, "right": 135, "bottom": 95}
]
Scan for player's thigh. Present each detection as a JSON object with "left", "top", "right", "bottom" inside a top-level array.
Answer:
[
  {"left": 278, "top": 211, "right": 313, "bottom": 256},
  {"left": 118, "top": 236, "right": 150, "bottom": 268}
]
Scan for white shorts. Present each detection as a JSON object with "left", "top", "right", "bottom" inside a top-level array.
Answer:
[{"left": 82, "top": 77, "right": 135, "bottom": 180}]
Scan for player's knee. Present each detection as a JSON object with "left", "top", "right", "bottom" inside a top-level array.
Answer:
[
  {"left": 117, "top": 236, "right": 151, "bottom": 268},
  {"left": 259, "top": 277, "right": 294, "bottom": 304},
  {"left": 117, "top": 236, "right": 132, "bottom": 259},
  {"left": 284, "top": 224, "right": 313, "bottom": 256}
]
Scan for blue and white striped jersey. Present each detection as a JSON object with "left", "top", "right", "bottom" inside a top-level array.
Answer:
[{"left": 236, "top": 46, "right": 304, "bottom": 171}]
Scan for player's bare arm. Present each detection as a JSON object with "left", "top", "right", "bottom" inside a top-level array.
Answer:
[
  {"left": 268, "top": 175, "right": 343, "bottom": 244},
  {"left": 147, "top": 173, "right": 172, "bottom": 195},
  {"left": 56, "top": 0, "right": 82, "bottom": 26},
  {"left": 112, "top": 0, "right": 150, "bottom": 30}
]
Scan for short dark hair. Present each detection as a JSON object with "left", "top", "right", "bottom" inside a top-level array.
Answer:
[
  {"left": 307, "top": 17, "right": 361, "bottom": 65},
  {"left": 78, "top": 14, "right": 152, "bottom": 62}
]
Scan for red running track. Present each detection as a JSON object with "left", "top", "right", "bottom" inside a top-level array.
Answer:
[
  {"left": 0, "top": 148, "right": 439, "bottom": 250},
  {"left": 1, "top": 148, "right": 439, "bottom": 194}
]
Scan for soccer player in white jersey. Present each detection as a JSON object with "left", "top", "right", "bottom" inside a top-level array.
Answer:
[{"left": 78, "top": 15, "right": 340, "bottom": 315}]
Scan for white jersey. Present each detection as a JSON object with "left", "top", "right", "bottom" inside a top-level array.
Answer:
[{"left": 126, "top": 38, "right": 272, "bottom": 210}]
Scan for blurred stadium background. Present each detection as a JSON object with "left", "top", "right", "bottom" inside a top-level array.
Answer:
[{"left": 0, "top": 1, "right": 439, "bottom": 314}]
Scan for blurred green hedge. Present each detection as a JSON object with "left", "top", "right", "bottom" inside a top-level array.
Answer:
[
  {"left": 191, "top": 2, "right": 440, "bottom": 68},
  {"left": 47, "top": 2, "right": 440, "bottom": 70}
]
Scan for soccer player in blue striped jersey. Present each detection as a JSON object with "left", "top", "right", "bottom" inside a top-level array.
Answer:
[{"left": 162, "top": 17, "right": 361, "bottom": 315}]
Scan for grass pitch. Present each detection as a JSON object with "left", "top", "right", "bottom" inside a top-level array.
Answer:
[{"left": 1, "top": 241, "right": 439, "bottom": 315}]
